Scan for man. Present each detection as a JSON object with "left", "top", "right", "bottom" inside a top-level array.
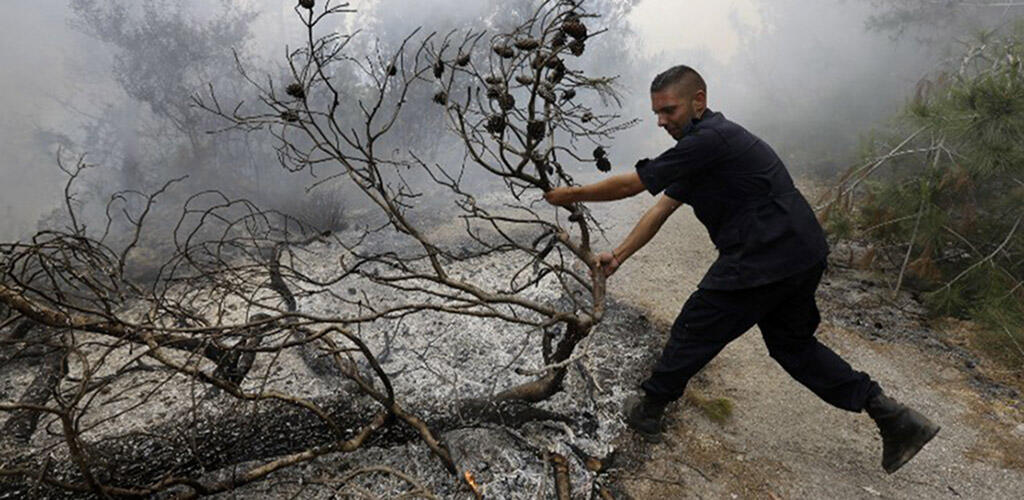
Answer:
[{"left": 543, "top": 65, "right": 939, "bottom": 474}]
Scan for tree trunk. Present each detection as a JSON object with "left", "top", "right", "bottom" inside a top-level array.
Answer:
[{"left": 0, "top": 346, "right": 63, "bottom": 444}]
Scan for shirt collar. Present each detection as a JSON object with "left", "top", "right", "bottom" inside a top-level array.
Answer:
[{"left": 681, "top": 108, "right": 717, "bottom": 137}]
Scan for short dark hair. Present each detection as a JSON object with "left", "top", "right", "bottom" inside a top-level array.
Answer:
[{"left": 650, "top": 65, "right": 706, "bottom": 95}]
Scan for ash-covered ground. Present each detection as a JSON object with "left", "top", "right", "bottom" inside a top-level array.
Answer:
[
  {"left": 189, "top": 195, "right": 671, "bottom": 498},
  {"left": 0, "top": 183, "right": 671, "bottom": 499},
  {"left": 182, "top": 293, "right": 664, "bottom": 499}
]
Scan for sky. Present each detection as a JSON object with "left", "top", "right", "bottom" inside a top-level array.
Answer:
[{"left": 0, "top": 0, "right": 935, "bottom": 240}]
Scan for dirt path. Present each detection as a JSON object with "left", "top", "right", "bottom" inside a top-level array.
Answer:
[{"left": 582, "top": 187, "right": 1024, "bottom": 499}]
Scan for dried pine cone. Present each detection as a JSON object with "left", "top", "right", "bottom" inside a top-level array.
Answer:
[
  {"left": 485, "top": 114, "right": 506, "bottom": 135},
  {"left": 593, "top": 146, "right": 607, "bottom": 159},
  {"left": 485, "top": 75, "right": 504, "bottom": 85},
  {"left": 498, "top": 93, "right": 516, "bottom": 111},
  {"left": 562, "top": 18, "right": 587, "bottom": 41},
  {"left": 596, "top": 157, "right": 611, "bottom": 172},
  {"left": 432, "top": 91, "right": 448, "bottom": 105},
  {"left": 581, "top": 112, "right": 594, "bottom": 123},
  {"left": 545, "top": 56, "right": 564, "bottom": 69},
  {"left": 387, "top": 64, "right": 397, "bottom": 76},
  {"left": 532, "top": 53, "right": 548, "bottom": 70},
  {"left": 433, "top": 60, "right": 444, "bottom": 79},
  {"left": 515, "top": 74, "right": 534, "bottom": 86},
  {"left": 514, "top": 38, "right": 541, "bottom": 51},
  {"left": 299, "top": 0, "right": 314, "bottom": 9},
  {"left": 569, "top": 39, "right": 585, "bottom": 57},
  {"left": 547, "top": 65, "right": 565, "bottom": 84},
  {"left": 493, "top": 45, "right": 516, "bottom": 59},
  {"left": 285, "top": 82, "right": 305, "bottom": 99},
  {"left": 538, "top": 85, "right": 557, "bottom": 103},
  {"left": 456, "top": 53, "right": 471, "bottom": 66},
  {"left": 527, "top": 120, "right": 545, "bottom": 141},
  {"left": 486, "top": 86, "right": 503, "bottom": 100},
  {"left": 551, "top": 31, "right": 567, "bottom": 49},
  {"left": 540, "top": 82, "right": 557, "bottom": 102},
  {"left": 280, "top": 110, "right": 300, "bottom": 122},
  {"left": 561, "top": 89, "right": 576, "bottom": 101}
]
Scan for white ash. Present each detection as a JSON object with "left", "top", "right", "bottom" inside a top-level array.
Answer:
[
  {"left": 1, "top": 189, "right": 665, "bottom": 499},
  {"left": 201, "top": 293, "right": 659, "bottom": 499}
]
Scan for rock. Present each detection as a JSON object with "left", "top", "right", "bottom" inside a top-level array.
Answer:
[
  {"left": 1013, "top": 423, "right": 1024, "bottom": 438},
  {"left": 940, "top": 367, "right": 959, "bottom": 381}
]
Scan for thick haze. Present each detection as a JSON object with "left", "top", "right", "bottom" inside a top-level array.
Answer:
[{"left": 0, "top": 0, "right": 936, "bottom": 240}]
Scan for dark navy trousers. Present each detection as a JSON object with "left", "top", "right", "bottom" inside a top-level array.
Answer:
[{"left": 641, "top": 259, "right": 881, "bottom": 412}]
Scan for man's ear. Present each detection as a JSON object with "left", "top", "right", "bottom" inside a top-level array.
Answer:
[{"left": 692, "top": 89, "right": 707, "bottom": 114}]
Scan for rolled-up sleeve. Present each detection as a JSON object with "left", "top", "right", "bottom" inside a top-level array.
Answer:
[{"left": 634, "top": 129, "right": 723, "bottom": 195}]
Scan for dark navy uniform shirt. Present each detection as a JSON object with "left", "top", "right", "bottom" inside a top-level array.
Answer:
[{"left": 635, "top": 109, "right": 829, "bottom": 290}]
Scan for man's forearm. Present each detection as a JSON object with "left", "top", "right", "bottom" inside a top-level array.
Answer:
[
  {"left": 613, "top": 203, "right": 673, "bottom": 262},
  {"left": 570, "top": 172, "right": 645, "bottom": 202}
]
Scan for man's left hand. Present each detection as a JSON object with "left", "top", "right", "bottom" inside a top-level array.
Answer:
[{"left": 594, "top": 251, "right": 621, "bottom": 277}]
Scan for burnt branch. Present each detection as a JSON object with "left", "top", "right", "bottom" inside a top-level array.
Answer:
[{"left": 3, "top": 1, "right": 638, "bottom": 498}]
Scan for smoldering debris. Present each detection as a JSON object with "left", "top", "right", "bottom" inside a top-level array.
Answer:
[
  {"left": 0, "top": 194, "right": 666, "bottom": 499},
  {"left": 199, "top": 292, "right": 660, "bottom": 499}
]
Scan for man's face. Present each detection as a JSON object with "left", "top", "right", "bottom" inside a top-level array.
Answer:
[{"left": 651, "top": 84, "right": 706, "bottom": 140}]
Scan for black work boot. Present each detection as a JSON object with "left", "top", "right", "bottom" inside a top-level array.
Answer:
[
  {"left": 624, "top": 395, "right": 668, "bottom": 443},
  {"left": 865, "top": 392, "right": 941, "bottom": 474}
]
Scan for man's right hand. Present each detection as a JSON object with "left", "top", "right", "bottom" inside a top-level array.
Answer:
[{"left": 543, "top": 186, "right": 577, "bottom": 206}]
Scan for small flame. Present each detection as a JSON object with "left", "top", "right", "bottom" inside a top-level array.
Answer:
[{"left": 463, "top": 470, "right": 481, "bottom": 497}]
